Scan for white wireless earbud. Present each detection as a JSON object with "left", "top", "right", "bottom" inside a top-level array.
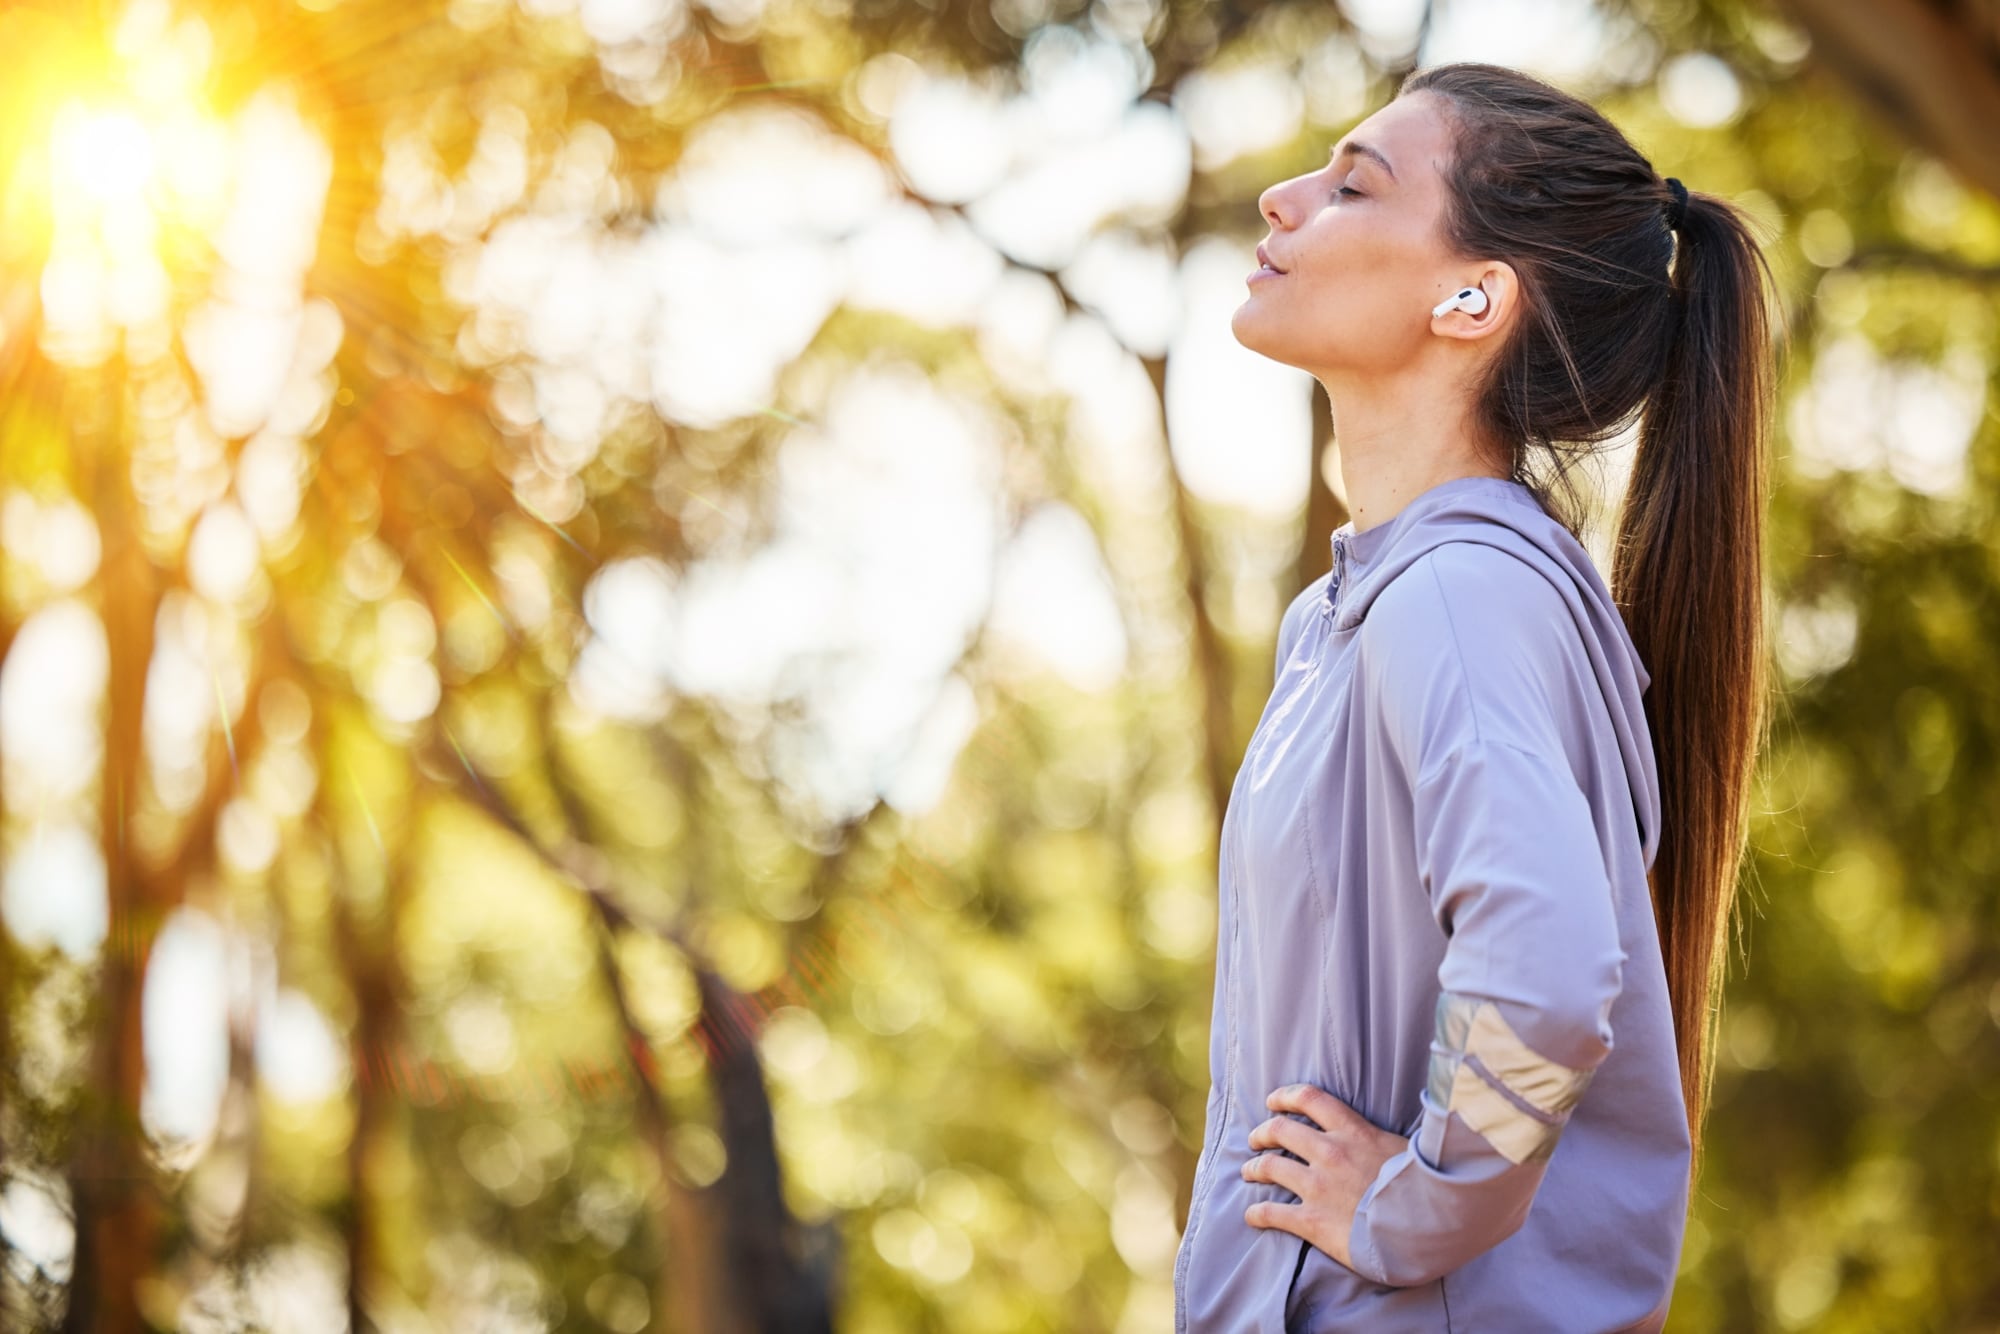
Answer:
[{"left": 1431, "top": 286, "right": 1489, "bottom": 319}]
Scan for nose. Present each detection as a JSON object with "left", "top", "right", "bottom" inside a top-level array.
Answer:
[
  {"left": 1259, "top": 171, "right": 1310, "bottom": 234},
  {"left": 1259, "top": 179, "right": 1290, "bottom": 232}
]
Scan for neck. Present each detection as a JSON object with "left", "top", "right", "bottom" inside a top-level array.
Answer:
[{"left": 1316, "top": 366, "right": 1509, "bottom": 535}]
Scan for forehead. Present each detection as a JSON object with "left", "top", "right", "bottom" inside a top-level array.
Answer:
[{"left": 1341, "top": 93, "right": 1451, "bottom": 180}]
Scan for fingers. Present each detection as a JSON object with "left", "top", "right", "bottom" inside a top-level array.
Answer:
[
  {"left": 1243, "top": 1197, "right": 1307, "bottom": 1234},
  {"left": 1242, "top": 1146, "right": 1312, "bottom": 1197},
  {"left": 1267, "top": 1082, "right": 1360, "bottom": 1130},
  {"left": 1247, "top": 1111, "right": 1324, "bottom": 1162}
]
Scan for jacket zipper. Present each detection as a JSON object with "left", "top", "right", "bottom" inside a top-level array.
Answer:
[
  {"left": 1324, "top": 529, "right": 1350, "bottom": 619},
  {"left": 1178, "top": 531, "right": 1354, "bottom": 1328}
]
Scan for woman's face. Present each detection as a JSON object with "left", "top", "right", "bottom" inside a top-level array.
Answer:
[{"left": 1232, "top": 91, "right": 1470, "bottom": 379}]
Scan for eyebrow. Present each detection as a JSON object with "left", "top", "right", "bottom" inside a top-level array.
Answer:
[{"left": 1329, "top": 139, "right": 1397, "bottom": 182}]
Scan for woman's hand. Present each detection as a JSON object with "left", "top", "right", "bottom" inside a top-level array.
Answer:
[{"left": 1241, "top": 1083, "right": 1409, "bottom": 1270}]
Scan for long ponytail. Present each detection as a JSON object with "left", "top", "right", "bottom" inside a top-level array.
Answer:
[{"left": 1609, "top": 183, "right": 1780, "bottom": 1179}]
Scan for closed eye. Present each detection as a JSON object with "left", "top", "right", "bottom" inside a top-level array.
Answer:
[{"left": 1334, "top": 185, "right": 1363, "bottom": 199}]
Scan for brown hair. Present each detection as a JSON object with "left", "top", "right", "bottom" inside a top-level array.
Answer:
[{"left": 1395, "top": 62, "right": 1781, "bottom": 1183}]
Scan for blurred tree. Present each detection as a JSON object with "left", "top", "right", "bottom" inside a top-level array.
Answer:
[{"left": 1770, "top": 0, "right": 2000, "bottom": 198}]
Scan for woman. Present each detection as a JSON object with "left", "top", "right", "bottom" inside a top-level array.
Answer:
[{"left": 1172, "top": 62, "right": 1778, "bottom": 1332}]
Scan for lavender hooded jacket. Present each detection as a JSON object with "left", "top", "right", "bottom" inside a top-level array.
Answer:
[{"left": 1173, "top": 475, "right": 1691, "bottom": 1332}]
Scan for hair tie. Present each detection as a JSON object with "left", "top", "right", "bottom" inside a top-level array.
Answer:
[{"left": 1664, "top": 177, "right": 1689, "bottom": 231}]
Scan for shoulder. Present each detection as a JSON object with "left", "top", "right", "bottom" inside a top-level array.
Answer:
[
  {"left": 1360, "top": 541, "right": 1571, "bottom": 672},
  {"left": 1358, "top": 542, "right": 1578, "bottom": 767}
]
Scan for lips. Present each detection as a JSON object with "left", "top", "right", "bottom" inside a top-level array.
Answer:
[{"left": 1255, "top": 243, "right": 1287, "bottom": 274}]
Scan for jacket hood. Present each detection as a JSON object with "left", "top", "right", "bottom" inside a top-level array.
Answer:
[{"left": 1328, "top": 475, "right": 1661, "bottom": 873}]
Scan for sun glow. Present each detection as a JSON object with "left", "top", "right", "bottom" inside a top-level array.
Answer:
[
  {"left": 51, "top": 105, "right": 159, "bottom": 208},
  {"left": 1, "top": 0, "right": 235, "bottom": 365}
]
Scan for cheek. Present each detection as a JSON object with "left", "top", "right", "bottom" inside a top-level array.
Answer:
[
  {"left": 1297, "top": 215, "right": 1410, "bottom": 294},
  {"left": 1231, "top": 219, "right": 1425, "bottom": 368},
  {"left": 1292, "top": 257, "right": 1406, "bottom": 341},
  {"left": 1299, "top": 225, "right": 1430, "bottom": 336}
]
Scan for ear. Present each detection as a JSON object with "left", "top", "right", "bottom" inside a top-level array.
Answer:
[{"left": 1430, "top": 261, "right": 1520, "bottom": 344}]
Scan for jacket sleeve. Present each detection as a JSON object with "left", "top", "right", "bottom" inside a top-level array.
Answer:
[{"left": 1346, "top": 560, "right": 1628, "bottom": 1287}]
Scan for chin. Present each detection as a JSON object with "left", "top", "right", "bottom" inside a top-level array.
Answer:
[
  {"left": 1229, "top": 301, "right": 1275, "bottom": 354},
  {"left": 1229, "top": 303, "right": 1301, "bottom": 367}
]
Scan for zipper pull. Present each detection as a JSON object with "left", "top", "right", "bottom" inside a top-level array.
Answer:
[{"left": 1326, "top": 531, "right": 1349, "bottom": 615}]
